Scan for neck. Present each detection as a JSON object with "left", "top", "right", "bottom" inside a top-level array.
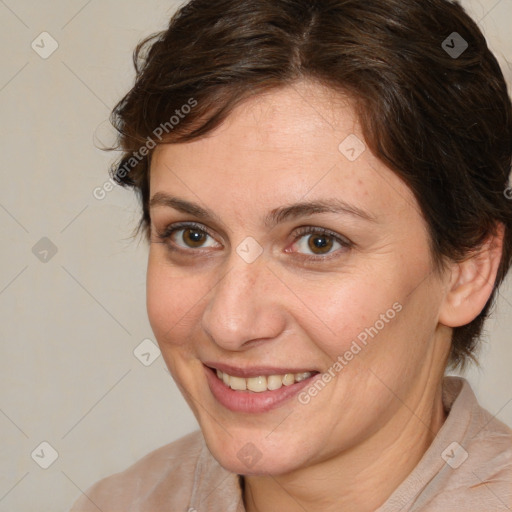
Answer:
[{"left": 242, "top": 375, "right": 447, "bottom": 512}]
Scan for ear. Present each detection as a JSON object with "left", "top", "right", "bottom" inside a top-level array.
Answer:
[{"left": 439, "top": 223, "right": 505, "bottom": 328}]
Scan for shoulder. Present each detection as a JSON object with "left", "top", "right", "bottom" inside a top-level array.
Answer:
[
  {"left": 69, "top": 430, "right": 205, "bottom": 512},
  {"left": 425, "top": 378, "right": 512, "bottom": 510},
  {"left": 452, "top": 399, "right": 512, "bottom": 507},
  {"left": 457, "top": 377, "right": 512, "bottom": 484}
]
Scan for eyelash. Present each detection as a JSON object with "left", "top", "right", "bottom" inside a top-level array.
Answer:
[{"left": 154, "top": 221, "right": 352, "bottom": 262}]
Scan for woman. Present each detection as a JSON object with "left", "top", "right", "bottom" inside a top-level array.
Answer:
[{"left": 70, "top": 0, "right": 512, "bottom": 510}]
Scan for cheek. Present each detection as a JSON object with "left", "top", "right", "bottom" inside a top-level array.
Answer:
[
  {"left": 287, "top": 272, "right": 403, "bottom": 356},
  {"left": 145, "top": 254, "right": 203, "bottom": 347},
  {"left": 146, "top": 253, "right": 408, "bottom": 353}
]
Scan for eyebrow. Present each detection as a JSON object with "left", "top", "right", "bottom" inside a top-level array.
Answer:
[{"left": 149, "top": 192, "right": 377, "bottom": 227}]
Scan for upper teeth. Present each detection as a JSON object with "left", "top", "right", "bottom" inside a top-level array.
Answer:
[{"left": 216, "top": 369, "right": 314, "bottom": 392}]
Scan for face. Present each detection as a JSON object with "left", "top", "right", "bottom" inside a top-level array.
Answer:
[{"left": 146, "top": 81, "right": 450, "bottom": 476}]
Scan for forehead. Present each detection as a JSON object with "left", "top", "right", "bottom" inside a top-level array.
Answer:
[
  {"left": 216, "top": 82, "right": 358, "bottom": 149},
  {"left": 149, "top": 81, "right": 418, "bottom": 225},
  {"left": 157, "top": 82, "right": 358, "bottom": 160}
]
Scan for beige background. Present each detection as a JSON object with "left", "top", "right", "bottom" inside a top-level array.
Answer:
[{"left": 0, "top": 1, "right": 511, "bottom": 510}]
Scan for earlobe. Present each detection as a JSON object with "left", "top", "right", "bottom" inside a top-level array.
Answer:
[{"left": 439, "top": 223, "right": 504, "bottom": 328}]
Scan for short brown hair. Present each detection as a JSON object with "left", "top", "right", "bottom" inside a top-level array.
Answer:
[{"left": 109, "top": 0, "right": 512, "bottom": 369}]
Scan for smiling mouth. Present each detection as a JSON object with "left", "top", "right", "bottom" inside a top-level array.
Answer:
[{"left": 209, "top": 367, "right": 319, "bottom": 393}]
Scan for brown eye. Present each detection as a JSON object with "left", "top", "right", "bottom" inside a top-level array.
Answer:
[
  {"left": 292, "top": 227, "right": 351, "bottom": 260},
  {"left": 155, "top": 222, "right": 219, "bottom": 251},
  {"left": 181, "top": 228, "right": 208, "bottom": 248},
  {"left": 307, "top": 234, "right": 335, "bottom": 254}
]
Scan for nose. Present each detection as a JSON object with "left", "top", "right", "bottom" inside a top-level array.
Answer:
[{"left": 200, "top": 250, "right": 287, "bottom": 351}]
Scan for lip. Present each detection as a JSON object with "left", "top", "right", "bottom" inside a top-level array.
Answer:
[{"left": 203, "top": 364, "right": 320, "bottom": 413}]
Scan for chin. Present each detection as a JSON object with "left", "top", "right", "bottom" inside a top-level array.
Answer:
[
  {"left": 202, "top": 426, "right": 310, "bottom": 476},
  {"left": 214, "top": 448, "right": 301, "bottom": 476}
]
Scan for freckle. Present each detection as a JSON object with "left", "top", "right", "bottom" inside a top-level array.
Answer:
[{"left": 356, "top": 179, "right": 369, "bottom": 196}]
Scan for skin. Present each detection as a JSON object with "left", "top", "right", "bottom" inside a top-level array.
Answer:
[{"left": 146, "top": 80, "right": 503, "bottom": 512}]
